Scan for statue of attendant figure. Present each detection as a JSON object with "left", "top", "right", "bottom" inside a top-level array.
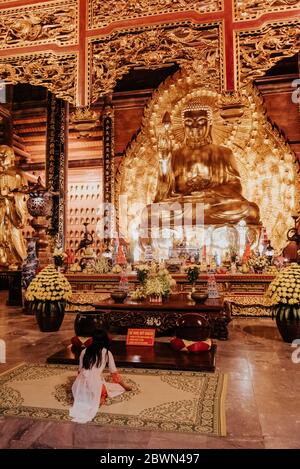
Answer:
[
  {"left": 0, "top": 145, "right": 27, "bottom": 267},
  {"left": 142, "top": 100, "right": 260, "bottom": 230}
]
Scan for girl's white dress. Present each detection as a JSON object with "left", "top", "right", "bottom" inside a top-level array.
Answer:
[{"left": 69, "top": 347, "right": 125, "bottom": 423}]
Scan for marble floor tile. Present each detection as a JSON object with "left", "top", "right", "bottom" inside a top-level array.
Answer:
[
  {"left": 73, "top": 425, "right": 152, "bottom": 449},
  {"left": 202, "top": 437, "right": 265, "bottom": 449},
  {"left": 259, "top": 412, "right": 300, "bottom": 438},
  {"left": 33, "top": 421, "right": 76, "bottom": 449},
  {"left": 263, "top": 436, "right": 300, "bottom": 449},
  {"left": 0, "top": 418, "right": 51, "bottom": 449},
  {"left": 147, "top": 433, "right": 210, "bottom": 449},
  {"left": 225, "top": 394, "right": 262, "bottom": 439}
]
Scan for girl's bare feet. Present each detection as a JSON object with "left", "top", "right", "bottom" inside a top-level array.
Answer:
[{"left": 120, "top": 381, "right": 132, "bottom": 391}]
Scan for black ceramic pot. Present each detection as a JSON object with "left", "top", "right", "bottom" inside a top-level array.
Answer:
[
  {"left": 32, "top": 300, "right": 65, "bottom": 332},
  {"left": 276, "top": 316, "right": 300, "bottom": 343}
]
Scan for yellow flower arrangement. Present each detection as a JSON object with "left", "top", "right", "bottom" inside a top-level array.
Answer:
[
  {"left": 25, "top": 264, "right": 72, "bottom": 312},
  {"left": 266, "top": 263, "right": 300, "bottom": 320}
]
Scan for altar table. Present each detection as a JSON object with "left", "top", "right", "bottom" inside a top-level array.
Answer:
[
  {"left": 73, "top": 295, "right": 230, "bottom": 340},
  {"left": 67, "top": 273, "right": 275, "bottom": 317}
]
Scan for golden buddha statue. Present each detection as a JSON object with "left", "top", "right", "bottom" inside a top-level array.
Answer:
[
  {"left": 142, "top": 100, "right": 260, "bottom": 229},
  {"left": 0, "top": 145, "right": 27, "bottom": 267}
]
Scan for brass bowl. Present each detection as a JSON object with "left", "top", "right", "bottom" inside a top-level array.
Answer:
[
  {"left": 110, "top": 290, "right": 127, "bottom": 303},
  {"left": 191, "top": 290, "right": 208, "bottom": 304}
]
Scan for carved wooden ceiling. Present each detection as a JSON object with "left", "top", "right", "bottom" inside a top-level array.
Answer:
[{"left": 0, "top": 0, "right": 299, "bottom": 106}]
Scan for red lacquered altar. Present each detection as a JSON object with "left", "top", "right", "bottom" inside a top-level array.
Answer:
[{"left": 71, "top": 294, "right": 230, "bottom": 340}]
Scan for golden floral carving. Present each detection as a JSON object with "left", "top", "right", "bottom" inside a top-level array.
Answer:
[
  {"left": 89, "top": 0, "right": 222, "bottom": 28},
  {"left": 234, "top": 0, "right": 300, "bottom": 20},
  {"left": 237, "top": 22, "right": 300, "bottom": 86},
  {"left": 70, "top": 107, "right": 99, "bottom": 138},
  {"left": 90, "top": 24, "right": 221, "bottom": 102},
  {"left": 117, "top": 69, "right": 299, "bottom": 252},
  {"left": 0, "top": 1, "right": 78, "bottom": 49},
  {"left": 0, "top": 52, "right": 77, "bottom": 103}
]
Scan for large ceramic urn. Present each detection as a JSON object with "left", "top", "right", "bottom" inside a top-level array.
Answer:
[{"left": 26, "top": 177, "right": 52, "bottom": 218}]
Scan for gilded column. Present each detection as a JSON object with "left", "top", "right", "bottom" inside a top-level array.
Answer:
[
  {"left": 102, "top": 97, "right": 114, "bottom": 252},
  {"left": 46, "top": 92, "right": 69, "bottom": 250}
]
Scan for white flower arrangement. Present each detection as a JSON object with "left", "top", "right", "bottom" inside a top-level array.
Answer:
[
  {"left": 132, "top": 264, "right": 175, "bottom": 300},
  {"left": 135, "top": 264, "right": 150, "bottom": 284},
  {"left": 145, "top": 277, "right": 165, "bottom": 297},
  {"left": 53, "top": 247, "right": 67, "bottom": 260},
  {"left": 131, "top": 286, "right": 147, "bottom": 301},
  {"left": 94, "top": 257, "right": 110, "bottom": 274},
  {"left": 247, "top": 255, "right": 269, "bottom": 272}
]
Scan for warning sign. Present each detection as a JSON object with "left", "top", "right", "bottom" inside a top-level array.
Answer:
[{"left": 126, "top": 328, "right": 155, "bottom": 346}]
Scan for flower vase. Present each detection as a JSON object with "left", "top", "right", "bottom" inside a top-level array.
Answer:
[
  {"left": 275, "top": 312, "right": 300, "bottom": 343},
  {"left": 31, "top": 300, "right": 66, "bottom": 332},
  {"left": 149, "top": 294, "right": 162, "bottom": 303}
]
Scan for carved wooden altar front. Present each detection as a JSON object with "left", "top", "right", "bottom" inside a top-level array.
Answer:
[
  {"left": 73, "top": 295, "right": 230, "bottom": 340},
  {"left": 66, "top": 272, "right": 275, "bottom": 318}
]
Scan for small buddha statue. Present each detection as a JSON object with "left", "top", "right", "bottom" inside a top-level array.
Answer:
[{"left": 141, "top": 100, "right": 260, "bottom": 232}]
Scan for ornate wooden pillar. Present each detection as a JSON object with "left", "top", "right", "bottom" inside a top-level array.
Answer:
[
  {"left": 46, "top": 92, "right": 69, "bottom": 250},
  {"left": 102, "top": 98, "right": 115, "bottom": 251},
  {"left": 0, "top": 85, "right": 13, "bottom": 146}
]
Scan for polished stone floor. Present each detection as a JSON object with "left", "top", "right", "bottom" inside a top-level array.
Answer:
[{"left": 0, "top": 291, "right": 299, "bottom": 449}]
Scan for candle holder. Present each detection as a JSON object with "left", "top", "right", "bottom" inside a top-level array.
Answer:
[{"left": 25, "top": 177, "right": 54, "bottom": 265}]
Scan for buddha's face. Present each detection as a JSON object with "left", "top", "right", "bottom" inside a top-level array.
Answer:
[{"left": 183, "top": 110, "right": 211, "bottom": 147}]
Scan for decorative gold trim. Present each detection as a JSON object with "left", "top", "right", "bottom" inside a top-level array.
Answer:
[
  {"left": 70, "top": 107, "right": 99, "bottom": 138},
  {"left": 0, "top": 52, "right": 77, "bottom": 104},
  {"left": 89, "top": 22, "right": 222, "bottom": 103},
  {"left": 0, "top": 0, "right": 78, "bottom": 49},
  {"left": 236, "top": 20, "right": 300, "bottom": 87},
  {"left": 234, "top": 0, "right": 300, "bottom": 21},
  {"left": 88, "top": 0, "right": 223, "bottom": 29},
  {"left": 102, "top": 99, "right": 115, "bottom": 247}
]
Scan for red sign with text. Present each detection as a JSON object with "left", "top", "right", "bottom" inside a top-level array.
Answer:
[{"left": 126, "top": 328, "right": 155, "bottom": 346}]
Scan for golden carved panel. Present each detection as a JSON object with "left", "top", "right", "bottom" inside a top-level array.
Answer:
[
  {"left": 0, "top": 52, "right": 77, "bottom": 103},
  {"left": 89, "top": 0, "right": 223, "bottom": 28},
  {"left": 237, "top": 21, "right": 300, "bottom": 87},
  {"left": 89, "top": 23, "right": 222, "bottom": 102},
  {"left": 0, "top": 0, "right": 78, "bottom": 49},
  {"left": 234, "top": 0, "right": 300, "bottom": 20},
  {"left": 117, "top": 69, "right": 299, "bottom": 252}
]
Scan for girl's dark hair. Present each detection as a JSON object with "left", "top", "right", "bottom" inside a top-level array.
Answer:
[{"left": 82, "top": 329, "right": 110, "bottom": 370}]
